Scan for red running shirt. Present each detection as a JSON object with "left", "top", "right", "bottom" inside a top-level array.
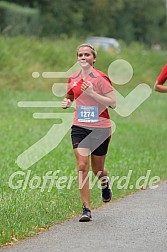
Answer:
[{"left": 67, "top": 68, "right": 114, "bottom": 128}]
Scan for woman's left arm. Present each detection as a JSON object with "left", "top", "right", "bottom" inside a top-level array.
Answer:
[{"left": 81, "top": 81, "right": 116, "bottom": 108}]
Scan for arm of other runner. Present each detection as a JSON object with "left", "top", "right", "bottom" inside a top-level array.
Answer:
[{"left": 154, "top": 80, "right": 167, "bottom": 93}]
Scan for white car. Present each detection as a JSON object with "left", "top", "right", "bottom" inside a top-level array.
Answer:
[{"left": 85, "top": 36, "right": 121, "bottom": 53}]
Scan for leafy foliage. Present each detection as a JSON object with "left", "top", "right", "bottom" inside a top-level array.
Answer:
[
  {"left": 0, "top": 1, "right": 40, "bottom": 36},
  {"left": 1, "top": 0, "right": 167, "bottom": 47}
]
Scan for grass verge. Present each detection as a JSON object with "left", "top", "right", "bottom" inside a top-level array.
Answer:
[{"left": 0, "top": 37, "right": 167, "bottom": 245}]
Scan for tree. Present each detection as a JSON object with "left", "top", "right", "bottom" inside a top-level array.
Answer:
[
  {"left": 3, "top": 0, "right": 40, "bottom": 7},
  {"left": 1, "top": 0, "right": 167, "bottom": 46}
]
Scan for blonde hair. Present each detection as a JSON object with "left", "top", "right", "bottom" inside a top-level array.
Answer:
[{"left": 77, "top": 44, "right": 97, "bottom": 58}]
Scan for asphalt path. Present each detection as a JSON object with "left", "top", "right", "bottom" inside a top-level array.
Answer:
[{"left": 1, "top": 181, "right": 167, "bottom": 252}]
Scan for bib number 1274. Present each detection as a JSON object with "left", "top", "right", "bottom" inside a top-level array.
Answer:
[{"left": 78, "top": 106, "right": 98, "bottom": 122}]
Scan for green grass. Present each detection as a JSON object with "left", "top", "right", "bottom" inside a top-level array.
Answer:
[{"left": 0, "top": 36, "right": 167, "bottom": 246}]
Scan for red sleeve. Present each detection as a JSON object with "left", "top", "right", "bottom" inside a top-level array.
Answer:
[
  {"left": 67, "top": 78, "right": 74, "bottom": 95},
  {"left": 157, "top": 64, "right": 167, "bottom": 84}
]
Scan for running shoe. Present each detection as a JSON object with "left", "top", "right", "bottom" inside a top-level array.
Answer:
[
  {"left": 79, "top": 204, "right": 92, "bottom": 222},
  {"left": 102, "top": 177, "right": 112, "bottom": 202}
]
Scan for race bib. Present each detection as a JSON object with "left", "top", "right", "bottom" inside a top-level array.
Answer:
[{"left": 78, "top": 106, "right": 99, "bottom": 122}]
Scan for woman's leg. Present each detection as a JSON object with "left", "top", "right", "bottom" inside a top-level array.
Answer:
[
  {"left": 91, "top": 154, "right": 108, "bottom": 181},
  {"left": 74, "top": 148, "right": 91, "bottom": 209},
  {"left": 91, "top": 154, "right": 112, "bottom": 202}
]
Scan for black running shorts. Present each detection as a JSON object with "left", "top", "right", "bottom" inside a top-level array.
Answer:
[{"left": 71, "top": 125, "right": 111, "bottom": 156}]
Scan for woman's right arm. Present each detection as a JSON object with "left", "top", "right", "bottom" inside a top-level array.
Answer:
[
  {"left": 62, "top": 94, "right": 74, "bottom": 109},
  {"left": 62, "top": 77, "right": 74, "bottom": 109}
]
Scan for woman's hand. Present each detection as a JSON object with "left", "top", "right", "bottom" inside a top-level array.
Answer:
[{"left": 62, "top": 98, "right": 72, "bottom": 109}]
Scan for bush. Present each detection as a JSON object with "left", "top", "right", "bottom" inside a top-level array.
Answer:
[{"left": 0, "top": 1, "right": 40, "bottom": 36}]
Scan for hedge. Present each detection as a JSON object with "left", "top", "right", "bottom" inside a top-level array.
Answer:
[{"left": 0, "top": 1, "right": 40, "bottom": 36}]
